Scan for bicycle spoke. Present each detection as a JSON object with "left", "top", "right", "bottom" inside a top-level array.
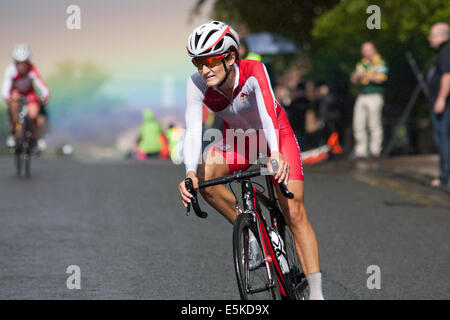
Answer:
[
  {"left": 282, "top": 223, "right": 310, "bottom": 299},
  {"left": 233, "top": 214, "right": 280, "bottom": 300}
]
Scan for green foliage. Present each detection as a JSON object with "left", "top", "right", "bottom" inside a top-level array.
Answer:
[
  {"left": 311, "top": 0, "right": 450, "bottom": 120},
  {"left": 191, "top": 0, "right": 339, "bottom": 44},
  {"left": 192, "top": 0, "right": 449, "bottom": 106},
  {"left": 312, "top": 0, "right": 450, "bottom": 72},
  {"left": 190, "top": 0, "right": 450, "bottom": 150}
]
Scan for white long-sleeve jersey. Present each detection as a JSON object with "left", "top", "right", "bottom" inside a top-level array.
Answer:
[
  {"left": 184, "top": 59, "right": 282, "bottom": 174},
  {"left": 2, "top": 63, "right": 49, "bottom": 101}
]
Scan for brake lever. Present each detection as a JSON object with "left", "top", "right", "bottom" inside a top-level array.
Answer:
[
  {"left": 185, "top": 178, "right": 208, "bottom": 219},
  {"left": 186, "top": 202, "right": 191, "bottom": 216},
  {"left": 270, "top": 159, "right": 294, "bottom": 199},
  {"left": 279, "top": 181, "right": 294, "bottom": 199}
]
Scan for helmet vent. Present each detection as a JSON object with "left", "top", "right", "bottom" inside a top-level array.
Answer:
[
  {"left": 226, "top": 32, "right": 238, "bottom": 44},
  {"left": 213, "top": 38, "right": 224, "bottom": 52},
  {"left": 202, "top": 47, "right": 212, "bottom": 55},
  {"left": 194, "top": 33, "right": 202, "bottom": 49},
  {"left": 202, "top": 30, "right": 218, "bottom": 47}
]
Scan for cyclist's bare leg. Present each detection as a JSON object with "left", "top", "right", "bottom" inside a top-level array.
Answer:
[
  {"left": 26, "top": 102, "right": 40, "bottom": 139},
  {"left": 8, "top": 91, "right": 21, "bottom": 134},
  {"left": 275, "top": 180, "right": 320, "bottom": 275},
  {"left": 197, "top": 149, "right": 239, "bottom": 223},
  {"left": 37, "top": 114, "right": 46, "bottom": 137}
]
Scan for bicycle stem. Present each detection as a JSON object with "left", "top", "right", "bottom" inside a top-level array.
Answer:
[{"left": 185, "top": 159, "right": 293, "bottom": 219}]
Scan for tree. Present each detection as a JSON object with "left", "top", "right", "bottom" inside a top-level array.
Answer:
[
  {"left": 191, "top": 0, "right": 339, "bottom": 44},
  {"left": 190, "top": 0, "right": 339, "bottom": 81},
  {"left": 311, "top": 0, "right": 450, "bottom": 85},
  {"left": 191, "top": 0, "right": 449, "bottom": 98},
  {"left": 191, "top": 0, "right": 450, "bottom": 153},
  {"left": 311, "top": 0, "right": 450, "bottom": 138}
]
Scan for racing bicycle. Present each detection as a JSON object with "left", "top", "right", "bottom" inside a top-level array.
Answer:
[
  {"left": 185, "top": 159, "right": 309, "bottom": 300},
  {"left": 10, "top": 97, "right": 37, "bottom": 177}
]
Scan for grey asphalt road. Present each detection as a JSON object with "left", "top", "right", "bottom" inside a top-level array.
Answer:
[{"left": 0, "top": 156, "right": 448, "bottom": 300}]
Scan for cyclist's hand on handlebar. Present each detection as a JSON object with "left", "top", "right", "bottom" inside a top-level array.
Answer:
[
  {"left": 268, "top": 151, "right": 290, "bottom": 185},
  {"left": 178, "top": 171, "right": 198, "bottom": 208},
  {"left": 40, "top": 95, "right": 49, "bottom": 105}
]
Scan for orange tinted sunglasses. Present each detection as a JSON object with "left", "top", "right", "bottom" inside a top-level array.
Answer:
[{"left": 192, "top": 53, "right": 229, "bottom": 70}]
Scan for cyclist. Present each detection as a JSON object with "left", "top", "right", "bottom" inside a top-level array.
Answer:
[
  {"left": 178, "top": 21, "right": 324, "bottom": 300},
  {"left": 2, "top": 44, "right": 49, "bottom": 151}
]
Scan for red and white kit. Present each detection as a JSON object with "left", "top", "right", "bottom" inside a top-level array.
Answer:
[
  {"left": 184, "top": 59, "right": 304, "bottom": 180},
  {"left": 2, "top": 63, "right": 49, "bottom": 104}
]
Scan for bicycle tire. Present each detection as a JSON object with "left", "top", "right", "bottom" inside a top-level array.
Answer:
[
  {"left": 14, "top": 116, "right": 26, "bottom": 177},
  {"left": 233, "top": 213, "right": 281, "bottom": 300},
  {"left": 279, "top": 220, "right": 310, "bottom": 300}
]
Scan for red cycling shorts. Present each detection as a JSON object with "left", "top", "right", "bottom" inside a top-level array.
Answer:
[
  {"left": 209, "top": 107, "right": 304, "bottom": 181},
  {"left": 10, "top": 90, "right": 40, "bottom": 105}
]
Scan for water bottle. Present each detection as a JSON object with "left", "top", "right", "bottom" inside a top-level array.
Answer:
[{"left": 269, "top": 228, "right": 289, "bottom": 274}]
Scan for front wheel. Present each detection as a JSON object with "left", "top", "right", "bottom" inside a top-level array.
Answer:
[
  {"left": 279, "top": 221, "right": 310, "bottom": 300},
  {"left": 233, "top": 213, "right": 281, "bottom": 300}
]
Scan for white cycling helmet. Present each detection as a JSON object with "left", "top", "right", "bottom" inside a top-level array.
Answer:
[
  {"left": 11, "top": 44, "right": 32, "bottom": 62},
  {"left": 187, "top": 21, "right": 240, "bottom": 58}
]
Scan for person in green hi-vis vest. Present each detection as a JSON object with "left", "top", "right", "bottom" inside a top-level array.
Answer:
[
  {"left": 165, "top": 123, "right": 185, "bottom": 164},
  {"left": 135, "top": 109, "right": 163, "bottom": 160},
  {"left": 238, "top": 39, "right": 262, "bottom": 62}
]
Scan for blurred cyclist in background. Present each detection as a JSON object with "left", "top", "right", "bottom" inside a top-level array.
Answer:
[{"left": 2, "top": 44, "right": 49, "bottom": 151}]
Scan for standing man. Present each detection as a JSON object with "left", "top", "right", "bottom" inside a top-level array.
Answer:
[
  {"left": 427, "top": 22, "right": 450, "bottom": 188},
  {"left": 350, "top": 42, "right": 388, "bottom": 161}
]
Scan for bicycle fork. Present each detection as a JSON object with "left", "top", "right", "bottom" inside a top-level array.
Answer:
[{"left": 241, "top": 180, "right": 288, "bottom": 297}]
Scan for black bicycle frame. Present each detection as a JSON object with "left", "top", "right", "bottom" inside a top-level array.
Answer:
[
  {"left": 185, "top": 160, "right": 294, "bottom": 298},
  {"left": 185, "top": 160, "right": 293, "bottom": 219},
  {"left": 248, "top": 178, "right": 291, "bottom": 298}
]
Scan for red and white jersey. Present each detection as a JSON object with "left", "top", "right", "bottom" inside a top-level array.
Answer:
[
  {"left": 184, "top": 59, "right": 283, "bottom": 174},
  {"left": 2, "top": 63, "right": 49, "bottom": 102}
]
